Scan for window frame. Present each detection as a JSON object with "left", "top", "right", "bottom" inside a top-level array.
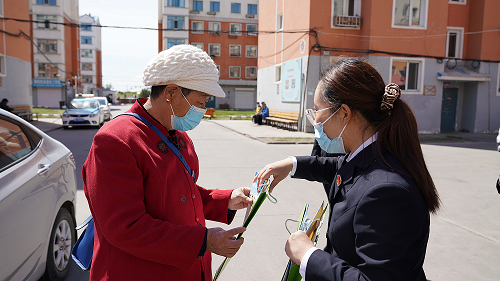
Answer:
[
  {"left": 246, "top": 45, "right": 257, "bottom": 58},
  {"left": 209, "top": 22, "right": 221, "bottom": 34},
  {"left": 246, "top": 24, "right": 257, "bottom": 36},
  {"left": 36, "top": 15, "right": 58, "bottom": 30},
  {"left": 167, "top": 0, "right": 185, "bottom": 7},
  {"left": 231, "top": 3, "right": 241, "bottom": 14},
  {"left": 191, "top": 21, "right": 204, "bottom": 34},
  {"left": 81, "top": 49, "right": 93, "bottom": 58},
  {"left": 82, "top": 62, "right": 93, "bottom": 71},
  {"left": 248, "top": 4, "right": 257, "bottom": 15},
  {"left": 0, "top": 55, "right": 6, "bottom": 77},
  {"left": 277, "top": 13, "right": 283, "bottom": 31},
  {"left": 446, "top": 27, "right": 464, "bottom": 59},
  {"left": 391, "top": 0, "right": 428, "bottom": 29},
  {"left": 229, "top": 23, "right": 242, "bottom": 36},
  {"left": 81, "top": 36, "right": 92, "bottom": 44},
  {"left": 81, "top": 23, "right": 92, "bottom": 31},
  {"left": 229, "top": 66, "right": 241, "bottom": 78},
  {"left": 229, "top": 44, "right": 241, "bottom": 57},
  {"left": 245, "top": 66, "right": 257, "bottom": 79},
  {"left": 210, "top": 1, "right": 220, "bottom": 12},
  {"left": 275, "top": 64, "right": 282, "bottom": 83},
  {"left": 167, "top": 16, "right": 185, "bottom": 30},
  {"left": 167, "top": 38, "right": 185, "bottom": 48},
  {"left": 449, "top": 0, "right": 466, "bottom": 4},
  {"left": 389, "top": 57, "right": 425, "bottom": 95},
  {"left": 37, "top": 39, "right": 58, "bottom": 54},
  {"left": 193, "top": 0, "right": 203, "bottom": 11},
  {"left": 38, "top": 63, "right": 58, "bottom": 78},
  {"left": 208, "top": 43, "right": 221, "bottom": 56},
  {"left": 191, "top": 43, "right": 204, "bottom": 50},
  {"left": 81, "top": 75, "right": 93, "bottom": 84},
  {"left": 36, "top": 0, "right": 57, "bottom": 5}
]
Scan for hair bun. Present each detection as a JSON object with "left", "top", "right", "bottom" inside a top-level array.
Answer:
[{"left": 381, "top": 83, "right": 401, "bottom": 112}]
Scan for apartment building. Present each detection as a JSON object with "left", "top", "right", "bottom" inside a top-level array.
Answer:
[
  {"left": 158, "top": 0, "right": 258, "bottom": 110},
  {"left": 258, "top": 0, "right": 500, "bottom": 133},
  {"left": 80, "top": 14, "right": 102, "bottom": 96},
  {"left": 31, "top": 0, "right": 80, "bottom": 108},
  {"left": 0, "top": 0, "right": 32, "bottom": 106}
]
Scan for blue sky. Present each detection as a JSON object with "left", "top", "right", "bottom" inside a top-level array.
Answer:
[{"left": 79, "top": 0, "right": 158, "bottom": 92}]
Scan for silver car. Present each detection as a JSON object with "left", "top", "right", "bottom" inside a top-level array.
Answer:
[
  {"left": 93, "top": 97, "right": 112, "bottom": 121},
  {"left": 0, "top": 109, "right": 77, "bottom": 281}
]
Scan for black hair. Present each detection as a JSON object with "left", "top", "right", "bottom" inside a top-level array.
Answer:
[{"left": 150, "top": 85, "right": 193, "bottom": 100}]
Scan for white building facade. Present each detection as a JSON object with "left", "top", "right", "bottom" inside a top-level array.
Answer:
[{"left": 79, "top": 14, "right": 102, "bottom": 97}]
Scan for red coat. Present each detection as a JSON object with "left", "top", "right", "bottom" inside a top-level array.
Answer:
[{"left": 83, "top": 99, "right": 234, "bottom": 280}]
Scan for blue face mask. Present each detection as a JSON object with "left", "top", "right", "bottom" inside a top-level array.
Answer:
[
  {"left": 170, "top": 93, "right": 207, "bottom": 131},
  {"left": 313, "top": 108, "right": 348, "bottom": 154}
]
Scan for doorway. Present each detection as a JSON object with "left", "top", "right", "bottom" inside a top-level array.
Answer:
[
  {"left": 440, "top": 88, "right": 458, "bottom": 131},
  {"left": 206, "top": 96, "right": 215, "bottom": 108}
]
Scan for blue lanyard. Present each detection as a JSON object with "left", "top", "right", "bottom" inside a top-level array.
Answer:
[{"left": 115, "top": 113, "right": 197, "bottom": 184}]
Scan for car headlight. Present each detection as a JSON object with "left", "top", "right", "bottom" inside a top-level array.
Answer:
[
  {"left": 89, "top": 112, "right": 97, "bottom": 117},
  {"left": 62, "top": 112, "right": 69, "bottom": 117}
]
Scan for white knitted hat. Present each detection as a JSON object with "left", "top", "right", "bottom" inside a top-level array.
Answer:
[{"left": 143, "top": 44, "right": 225, "bottom": 97}]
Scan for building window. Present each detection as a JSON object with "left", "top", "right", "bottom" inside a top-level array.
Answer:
[
  {"left": 230, "top": 23, "right": 242, "bottom": 36},
  {"left": 191, "top": 43, "right": 203, "bottom": 50},
  {"left": 210, "top": 1, "right": 220, "bottom": 12},
  {"left": 36, "top": 15, "right": 58, "bottom": 30},
  {"left": 168, "top": 0, "right": 185, "bottom": 7},
  {"left": 37, "top": 39, "right": 57, "bottom": 54},
  {"left": 81, "top": 49, "right": 93, "bottom": 57},
  {"left": 393, "top": 0, "right": 427, "bottom": 28},
  {"left": 446, "top": 28, "right": 463, "bottom": 59},
  {"left": 246, "top": 45, "right": 257, "bottom": 57},
  {"left": 192, "top": 21, "right": 204, "bottom": 33},
  {"left": 246, "top": 24, "right": 257, "bottom": 36},
  {"left": 246, "top": 66, "right": 257, "bottom": 79},
  {"left": 193, "top": 0, "right": 203, "bottom": 11},
  {"left": 38, "top": 63, "right": 58, "bottom": 78},
  {"left": 81, "top": 23, "right": 92, "bottom": 31},
  {"left": 0, "top": 56, "right": 5, "bottom": 76},
  {"left": 82, "top": 75, "right": 93, "bottom": 83},
  {"left": 391, "top": 59, "right": 423, "bottom": 92},
  {"left": 229, "top": 66, "right": 241, "bottom": 78},
  {"left": 216, "top": 65, "right": 220, "bottom": 76},
  {"left": 167, "top": 16, "right": 185, "bottom": 30},
  {"left": 36, "top": 0, "right": 57, "bottom": 5},
  {"left": 275, "top": 65, "right": 281, "bottom": 82},
  {"left": 209, "top": 22, "right": 221, "bottom": 34},
  {"left": 231, "top": 3, "right": 241, "bottom": 14},
  {"left": 229, "top": 45, "right": 241, "bottom": 57},
  {"left": 277, "top": 13, "right": 283, "bottom": 31},
  {"left": 449, "top": 0, "right": 466, "bottom": 4},
  {"left": 81, "top": 36, "right": 92, "bottom": 44},
  {"left": 248, "top": 4, "right": 257, "bottom": 15},
  {"left": 208, "top": 43, "right": 221, "bottom": 56},
  {"left": 167, "top": 39, "right": 185, "bottom": 48},
  {"left": 82, "top": 63, "right": 93, "bottom": 70},
  {"left": 333, "top": 0, "right": 360, "bottom": 17}
]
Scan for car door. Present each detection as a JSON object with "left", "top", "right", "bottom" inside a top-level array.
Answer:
[{"left": 0, "top": 116, "right": 57, "bottom": 280}]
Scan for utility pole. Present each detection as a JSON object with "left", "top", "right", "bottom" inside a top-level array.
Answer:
[{"left": 73, "top": 76, "right": 78, "bottom": 97}]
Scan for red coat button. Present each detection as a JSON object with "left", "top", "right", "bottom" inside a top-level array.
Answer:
[
  {"left": 195, "top": 217, "right": 199, "bottom": 222},
  {"left": 192, "top": 194, "right": 195, "bottom": 199}
]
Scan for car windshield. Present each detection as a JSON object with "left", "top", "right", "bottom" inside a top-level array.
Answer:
[
  {"left": 96, "top": 99, "right": 107, "bottom": 106},
  {"left": 68, "top": 100, "right": 96, "bottom": 109}
]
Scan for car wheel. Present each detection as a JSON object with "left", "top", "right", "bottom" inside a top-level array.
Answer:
[
  {"left": 497, "top": 145, "right": 500, "bottom": 152},
  {"left": 41, "top": 208, "right": 75, "bottom": 281},
  {"left": 63, "top": 126, "right": 69, "bottom": 130}
]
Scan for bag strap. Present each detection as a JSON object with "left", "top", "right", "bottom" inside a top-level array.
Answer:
[{"left": 115, "top": 113, "right": 197, "bottom": 184}]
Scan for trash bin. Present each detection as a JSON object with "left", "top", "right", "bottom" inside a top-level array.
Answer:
[{"left": 59, "top": 101, "right": 66, "bottom": 109}]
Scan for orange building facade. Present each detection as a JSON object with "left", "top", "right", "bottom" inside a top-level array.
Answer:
[
  {"left": 158, "top": 0, "right": 258, "bottom": 110},
  {"left": 258, "top": 0, "right": 500, "bottom": 133},
  {"left": 0, "top": 0, "right": 33, "bottom": 106}
]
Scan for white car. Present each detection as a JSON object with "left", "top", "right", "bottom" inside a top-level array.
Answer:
[
  {"left": 93, "top": 97, "right": 112, "bottom": 121},
  {"left": 0, "top": 108, "right": 77, "bottom": 281},
  {"left": 62, "top": 98, "right": 104, "bottom": 129}
]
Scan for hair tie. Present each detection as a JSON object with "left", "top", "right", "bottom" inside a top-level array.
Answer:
[{"left": 381, "top": 83, "right": 401, "bottom": 112}]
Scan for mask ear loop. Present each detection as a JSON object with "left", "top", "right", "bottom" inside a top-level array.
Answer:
[{"left": 338, "top": 122, "right": 348, "bottom": 137}]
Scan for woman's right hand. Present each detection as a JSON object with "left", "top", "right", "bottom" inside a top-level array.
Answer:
[{"left": 253, "top": 157, "right": 294, "bottom": 193}]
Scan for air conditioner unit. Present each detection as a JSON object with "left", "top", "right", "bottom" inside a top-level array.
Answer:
[
  {"left": 207, "top": 11, "right": 216, "bottom": 15},
  {"left": 245, "top": 14, "right": 255, "bottom": 18}
]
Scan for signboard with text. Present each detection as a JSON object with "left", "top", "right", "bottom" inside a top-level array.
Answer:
[
  {"left": 32, "top": 78, "right": 62, "bottom": 88},
  {"left": 281, "top": 59, "right": 301, "bottom": 102}
]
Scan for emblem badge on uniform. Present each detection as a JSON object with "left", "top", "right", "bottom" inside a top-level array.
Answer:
[
  {"left": 178, "top": 138, "right": 187, "bottom": 149},
  {"left": 157, "top": 140, "right": 168, "bottom": 154},
  {"left": 336, "top": 175, "right": 342, "bottom": 186},
  {"left": 181, "top": 195, "right": 187, "bottom": 203}
]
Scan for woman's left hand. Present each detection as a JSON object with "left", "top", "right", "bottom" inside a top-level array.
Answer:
[
  {"left": 228, "top": 187, "right": 253, "bottom": 210},
  {"left": 285, "top": 231, "right": 315, "bottom": 265}
]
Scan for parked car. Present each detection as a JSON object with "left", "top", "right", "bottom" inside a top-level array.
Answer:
[
  {"left": 62, "top": 98, "right": 104, "bottom": 129},
  {"left": 0, "top": 108, "right": 77, "bottom": 281},
  {"left": 93, "top": 97, "right": 112, "bottom": 121}
]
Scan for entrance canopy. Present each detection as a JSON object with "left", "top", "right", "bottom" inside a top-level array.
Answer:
[{"left": 437, "top": 66, "right": 490, "bottom": 82}]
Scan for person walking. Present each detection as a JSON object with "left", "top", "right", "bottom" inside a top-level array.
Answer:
[
  {"left": 83, "top": 45, "right": 252, "bottom": 281},
  {"left": 254, "top": 59, "right": 440, "bottom": 281}
]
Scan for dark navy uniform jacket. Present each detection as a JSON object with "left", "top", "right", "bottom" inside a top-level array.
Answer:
[{"left": 293, "top": 144, "right": 429, "bottom": 281}]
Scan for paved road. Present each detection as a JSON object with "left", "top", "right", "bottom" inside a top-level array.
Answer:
[{"left": 46, "top": 104, "right": 500, "bottom": 281}]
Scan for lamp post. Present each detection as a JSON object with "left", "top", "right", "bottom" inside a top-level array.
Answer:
[{"left": 73, "top": 76, "right": 79, "bottom": 98}]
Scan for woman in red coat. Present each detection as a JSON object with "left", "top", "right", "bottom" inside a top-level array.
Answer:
[{"left": 83, "top": 45, "right": 252, "bottom": 280}]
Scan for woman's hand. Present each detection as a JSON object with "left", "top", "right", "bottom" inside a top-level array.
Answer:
[
  {"left": 228, "top": 187, "right": 252, "bottom": 210},
  {"left": 285, "top": 231, "right": 315, "bottom": 265},
  {"left": 253, "top": 157, "right": 294, "bottom": 193}
]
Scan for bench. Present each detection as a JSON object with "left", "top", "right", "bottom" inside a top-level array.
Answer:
[
  {"left": 10, "top": 105, "right": 33, "bottom": 121},
  {"left": 263, "top": 110, "right": 300, "bottom": 131}
]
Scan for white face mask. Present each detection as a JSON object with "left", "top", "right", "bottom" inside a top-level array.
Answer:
[{"left": 170, "top": 92, "right": 207, "bottom": 131}]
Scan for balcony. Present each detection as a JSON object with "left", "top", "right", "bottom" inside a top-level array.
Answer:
[{"left": 333, "top": 15, "right": 360, "bottom": 27}]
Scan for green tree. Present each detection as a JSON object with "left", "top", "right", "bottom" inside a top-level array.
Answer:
[
  {"left": 139, "top": 88, "right": 151, "bottom": 98},
  {"left": 105, "top": 83, "right": 113, "bottom": 89}
]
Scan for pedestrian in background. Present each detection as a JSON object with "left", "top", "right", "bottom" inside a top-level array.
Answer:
[
  {"left": 254, "top": 59, "right": 440, "bottom": 281},
  {"left": 83, "top": 45, "right": 252, "bottom": 281},
  {"left": 0, "top": 98, "right": 13, "bottom": 112},
  {"left": 252, "top": 102, "right": 262, "bottom": 123},
  {"left": 254, "top": 102, "right": 269, "bottom": 125}
]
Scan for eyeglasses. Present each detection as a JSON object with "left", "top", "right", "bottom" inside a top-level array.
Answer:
[{"left": 305, "top": 107, "right": 334, "bottom": 126}]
